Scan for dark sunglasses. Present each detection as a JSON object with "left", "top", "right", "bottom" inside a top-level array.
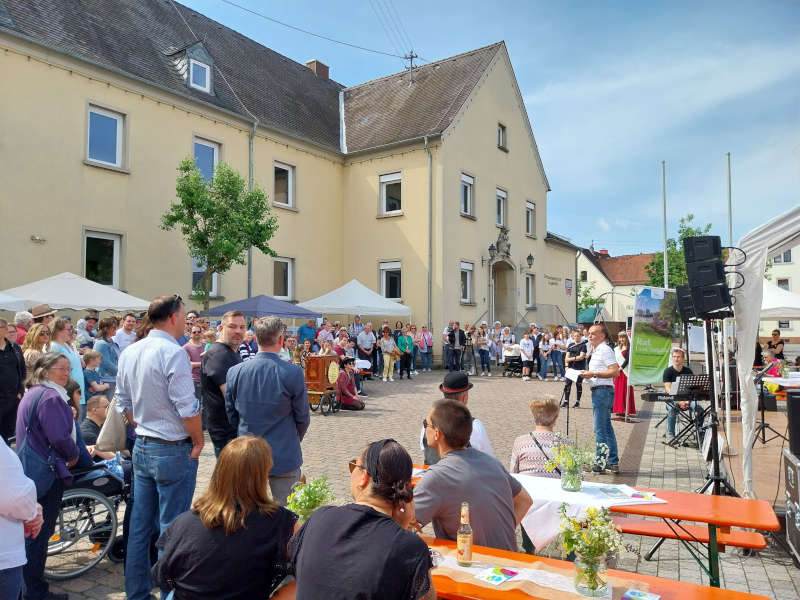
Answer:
[
  {"left": 422, "top": 418, "right": 434, "bottom": 430},
  {"left": 348, "top": 459, "right": 364, "bottom": 474}
]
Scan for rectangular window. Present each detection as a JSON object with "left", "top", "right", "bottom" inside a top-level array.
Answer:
[
  {"left": 189, "top": 59, "right": 211, "bottom": 93},
  {"left": 193, "top": 138, "right": 219, "bottom": 181},
  {"left": 273, "top": 257, "right": 293, "bottom": 300},
  {"left": 497, "top": 123, "right": 507, "bottom": 149},
  {"left": 380, "top": 261, "right": 402, "bottom": 301},
  {"left": 460, "top": 173, "right": 474, "bottom": 216},
  {"left": 460, "top": 261, "right": 473, "bottom": 303},
  {"left": 84, "top": 231, "right": 121, "bottom": 288},
  {"left": 580, "top": 270, "right": 588, "bottom": 282},
  {"left": 525, "top": 201, "right": 535, "bottom": 236},
  {"left": 777, "top": 278, "right": 790, "bottom": 291},
  {"left": 496, "top": 188, "right": 506, "bottom": 226},
  {"left": 87, "top": 106, "right": 123, "bottom": 167},
  {"left": 274, "top": 161, "right": 295, "bottom": 207},
  {"left": 784, "top": 249, "right": 792, "bottom": 263},
  {"left": 380, "top": 172, "right": 402, "bottom": 214},
  {"left": 525, "top": 274, "right": 535, "bottom": 307},
  {"left": 779, "top": 320, "right": 790, "bottom": 329},
  {"left": 191, "top": 258, "right": 218, "bottom": 297}
]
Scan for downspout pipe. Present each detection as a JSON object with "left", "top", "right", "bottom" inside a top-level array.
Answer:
[
  {"left": 575, "top": 249, "right": 581, "bottom": 324},
  {"left": 424, "top": 136, "right": 432, "bottom": 331},
  {"left": 247, "top": 119, "right": 258, "bottom": 298}
]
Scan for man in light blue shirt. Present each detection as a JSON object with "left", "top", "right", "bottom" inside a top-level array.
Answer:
[
  {"left": 116, "top": 295, "right": 203, "bottom": 600},
  {"left": 226, "top": 316, "right": 310, "bottom": 505}
]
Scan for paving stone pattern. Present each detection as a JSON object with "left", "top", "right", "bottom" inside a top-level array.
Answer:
[{"left": 48, "top": 371, "right": 800, "bottom": 599}]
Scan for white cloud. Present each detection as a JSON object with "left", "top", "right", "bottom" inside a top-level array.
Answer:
[{"left": 597, "top": 217, "right": 611, "bottom": 232}]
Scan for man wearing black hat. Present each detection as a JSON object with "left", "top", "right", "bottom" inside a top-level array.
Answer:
[{"left": 420, "top": 372, "right": 493, "bottom": 464}]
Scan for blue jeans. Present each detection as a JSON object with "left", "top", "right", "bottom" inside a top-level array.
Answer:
[
  {"left": 538, "top": 353, "right": 552, "bottom": 378},
  {"left": 449, "top": 349, "right": 462, "bottom": 371},
  {"left": 23, "top": 479, "right": 64, "bottom": 600},
  {"left": 443, "top": 345, "right": 452, "bottom": 370},
  {"left": 666, "top": 401, "right": 697, "bottom": 436},
  {"left": 419, "top": 350, "right": 432, "bottom": 370},
  {"left": 591, "top": 386, "right": 619, "bottom": 467},
  {"left": 552, "top": 350, "right": 565, "bottom": 377},
  {"left": 0, "top": 565, "right": 22, "bottom": 600},
  {"left": 125, "top": 438, "right": 198, "bottom": 600},
  {"left": 411, "top": 346, "right": 418, "bottom": 371},
  {"left": 479, "top": 349, "right": 490, "bottom": 372}
]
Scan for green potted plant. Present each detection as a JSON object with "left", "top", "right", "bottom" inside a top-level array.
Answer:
[
  {"left": 285, "top": 477, "right": 336, "bottom": 522},
  {"left": 558, "top": 505, "right": 623, "bottom": 597}
]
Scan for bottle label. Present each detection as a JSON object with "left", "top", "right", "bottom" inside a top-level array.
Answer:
[{"left": 457, "top": 534, "right": 472, "bottom": 563}]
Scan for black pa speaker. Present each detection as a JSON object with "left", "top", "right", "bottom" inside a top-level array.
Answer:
[
  {"left": 690, "top": 283, "right": 732, "bottom": 315},
  {"left": 787, "top": 390, "right": 800, "bottom": 457},
  {"left": 676, "top": 285, "right": 696, "bottom": 321},
  {"left": 683, "top": 236, "right": 722, "bottom": 264},
  {"left": 686, "top": 259, "right": 726, "bottom": 288}
]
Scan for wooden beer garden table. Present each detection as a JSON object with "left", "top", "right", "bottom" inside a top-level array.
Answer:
[{"left": 425, "top": 536, "right": 770, "bottom": 600}]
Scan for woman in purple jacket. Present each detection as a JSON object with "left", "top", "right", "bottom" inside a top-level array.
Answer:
[{"left": 15, "top": 352, "right": 79, "bottom": 600}]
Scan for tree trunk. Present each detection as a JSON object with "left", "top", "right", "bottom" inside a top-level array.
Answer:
[{"left": 203, "top": 266, "right": 212, "bottom": 314}]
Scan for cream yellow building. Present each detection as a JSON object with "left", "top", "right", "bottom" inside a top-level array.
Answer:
[
  {"left": 760, "top": 246, "right": 798, "bottom": 343},
  {"left": 0, "top": 0, "right": 577, "bottom": 342},
  {"left": 577, "top": 249, "right": 656, "bottom": 322}
]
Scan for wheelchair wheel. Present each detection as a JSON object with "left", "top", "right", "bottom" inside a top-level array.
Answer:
[
  {"left": 309, "top": 393, "right": 321, "bottom": 412},
  {"left": 320, "top": 392, "right": 332, "bottom": 415},
  {"left": 45, "top": 487, "right": 118, "bottom": 580}
]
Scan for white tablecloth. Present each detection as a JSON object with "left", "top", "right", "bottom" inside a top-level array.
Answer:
[{"left": 512, "top": 474, "right": 665, "bottom": 549}]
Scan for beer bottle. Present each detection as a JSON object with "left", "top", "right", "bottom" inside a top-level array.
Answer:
[{"left": 457, "top": 501, "right": 473, "bottom": 566}]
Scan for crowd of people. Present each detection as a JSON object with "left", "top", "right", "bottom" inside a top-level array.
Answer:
[{"left": 0, "top": 296, "right": 669, "bottom": 600}]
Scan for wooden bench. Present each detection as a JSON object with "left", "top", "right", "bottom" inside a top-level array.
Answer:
[{"left": 612, "top": 515, "right": 767, "bottom": 551}]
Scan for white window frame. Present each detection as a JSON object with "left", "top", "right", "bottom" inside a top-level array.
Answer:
[
  {"left": 189, "top": 59, "right": 211, "bottom": 93},
  {"left": 380, "top": 172, "right": 402, "bottom": 215},
  {"left": 460, "top": 173, "right": 474, "bottom": 216},
  {"left": 777, "top": 278, "right": 790, "bottom": 292},
  {"left": 193, "top": 137, "right": 220, "bottom": 181},
  {"left": 778, "top": 320, "right": 791, "bottom": 330},
  {"left": 191, "top": 258, "right": 219, "bottom": 297},
  {"left": 273, "top": 161, "right": 295, "bottom": 208},
  {"left": 496, "top": 188, "right": 507, "bottom": 226},
  {"left": 87, "top": 105, "right": 124, "bottom": 168},
  {"left": 273, "top": 257, "right": 294, "bottom": 300},
  {"left": 497, "top": 123, "right": 507, "bottom": 149},
  {"left": 84, "top": 230, "right": 121, "bottom": 288},
  {"left": 380, "top": 261, "right": 402, "bottom": 301},
  {"left": 460, "top": 261, "right": 474, "bottom": 303},
  {"left": 525, "top": 273, "right": 535, "bottom": 307},
  {"left": 580, "top": 270, "right": 588, "bottom": 282},
  {"left": 525, "top": 201, "right": 535, "bottom": 236}
]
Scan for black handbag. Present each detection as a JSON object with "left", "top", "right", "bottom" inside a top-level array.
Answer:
[{"left": 17, "top": 389, "right": 57, "bottom": 498}]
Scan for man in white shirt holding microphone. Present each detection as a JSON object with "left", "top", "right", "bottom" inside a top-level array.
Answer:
[{"left": 581, "top": 323, "right": 620, "bottom": 474}]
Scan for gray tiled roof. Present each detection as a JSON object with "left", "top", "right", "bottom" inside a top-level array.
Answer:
[
  {"left": 0, "top": 0, "right": 343, "bottom": 151},
  {"left": 342, "top": 43, "right": 502, "bottom": 153}
]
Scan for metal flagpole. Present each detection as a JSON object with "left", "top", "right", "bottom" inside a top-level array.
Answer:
[
  {"left": 662, "top": 161, "right": 668, "bottom": 289},
  {"left": 722, "top": 153, "right": 735, "bottom": 455}
]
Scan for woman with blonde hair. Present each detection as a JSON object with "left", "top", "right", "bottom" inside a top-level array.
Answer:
[
  {"left": 21, "top": 323, "right": 51, "bottom": 382},
  {"left": 152, "top": 436, "right": 298, "bottom": 599}
]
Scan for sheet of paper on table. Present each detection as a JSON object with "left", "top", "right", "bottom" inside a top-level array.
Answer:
[
  {"left": 412, "top": 467, "right": 427, "bottom": 478},
  {"left": 565, "top": 368, "right": 582, "bottom": 382}
]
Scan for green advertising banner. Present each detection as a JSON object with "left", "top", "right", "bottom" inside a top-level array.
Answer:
[{"left": 629, "top": 287, "right": 677, "bottom": 385}]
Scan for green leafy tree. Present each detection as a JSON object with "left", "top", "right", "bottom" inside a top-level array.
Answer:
[
  {"left": 577, "top": 280, "right": 604, "bottom": 310},
  {"left": 162, "top": 158, "right": 278, "bottom": 312},
  {"left": 645, "top": 214, "right": 712, "bottom": 288}
]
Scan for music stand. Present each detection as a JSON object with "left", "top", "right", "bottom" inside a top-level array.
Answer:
[
  {"left": 751, "top": 365, "right": 788, "bottom": 447},
  {"left": 667, "top": 375, "right": 710, "bottom": 448}
]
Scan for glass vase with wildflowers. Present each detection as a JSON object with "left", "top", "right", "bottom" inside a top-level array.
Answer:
[
  {"left": 544, "top": 434, "right": 608, "bottom": 491},
  {"left": 558, "top": 504, "right": 623, "bottom": 597},
  {"left": 285, "top": 477, "right": 336, "bottom": 523}
]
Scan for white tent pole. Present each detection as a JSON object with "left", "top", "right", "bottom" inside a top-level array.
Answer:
[{"left": 722, "top": 153, "right": 734, "bottom": 454}]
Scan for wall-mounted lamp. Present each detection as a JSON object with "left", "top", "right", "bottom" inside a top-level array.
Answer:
[
  {"left": 483, "top": 243, "right": 498, "bottom": 267},
  {"left": 526, "top": 253, "right": 534, "bottom": 268},
  {"left": 30, "top": 235, "right": 47, "bottom": 244}
]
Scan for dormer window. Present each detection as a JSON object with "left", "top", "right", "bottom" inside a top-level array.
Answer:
[{"left": 189, "top": 59, "right": 211, "bottom": 93}]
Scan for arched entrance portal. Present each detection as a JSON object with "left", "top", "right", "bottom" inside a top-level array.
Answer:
[{"left": 491, "top": 260, "right": 516, "bottom": 325}]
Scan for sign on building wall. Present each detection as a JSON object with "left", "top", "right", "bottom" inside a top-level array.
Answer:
[
  {"left": 629, "top": 287, "right": 678, "bottom": 385},
  {"left": 565, "top": 278, "right": 572, "bottom": 297}
]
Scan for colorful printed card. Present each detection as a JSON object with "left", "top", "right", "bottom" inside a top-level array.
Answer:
[
  {"left": 474, "top": 566, "right": 519, "bottom": 585},
  {"left": 621, "top": 589, "right": 661, "bottom": 600}
]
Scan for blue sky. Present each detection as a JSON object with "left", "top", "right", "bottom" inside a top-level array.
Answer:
[{"left": 181, "top": 0, "right": 800, "bottom": 255}]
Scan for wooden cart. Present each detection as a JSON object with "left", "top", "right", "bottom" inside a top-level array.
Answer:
[{"left": 304, "top": 355, "right": 341, "bottom": 415}]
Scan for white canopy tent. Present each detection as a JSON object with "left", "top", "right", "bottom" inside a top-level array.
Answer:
[
  {"left": 733, "top": 205, "right": 800, "bottom": 497},
  {"left": 0, "top": 272, "right": 150, "bottom": 312},
  {"left": 760, "top": 279, "right": 800, "bottom": 320},
  {"left": 298, "top": 279, "right": 411, "bottom": 317},
  {"left": 0, "top": 292, "right": 30, "bottom": 312}
]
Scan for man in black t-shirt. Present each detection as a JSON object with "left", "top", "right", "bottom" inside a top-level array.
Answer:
[
  {"left": 663, "top": 348, "right": 693, "bottom": 438},
  {"left": 80, "top": 394, "right": 111, "bottom": 446},
  {"left": 202, "top": 311, "right": 245, "bottom": 456}
]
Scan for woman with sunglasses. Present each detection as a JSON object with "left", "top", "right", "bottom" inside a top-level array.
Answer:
[{"left": 286, "top": 439, "right": 435, "bottom": 600}]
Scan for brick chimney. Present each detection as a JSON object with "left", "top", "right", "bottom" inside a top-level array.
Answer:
[
  {"left": 598, "top": 249, "right": 609, "bottom": 255},
  {"left": 306, "top": 59, "right": 329, "bottom": 79}
]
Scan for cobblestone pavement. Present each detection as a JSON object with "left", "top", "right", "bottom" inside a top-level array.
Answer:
[{"left": 48, "top": 370, "right": 799, "bottom": 599}]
